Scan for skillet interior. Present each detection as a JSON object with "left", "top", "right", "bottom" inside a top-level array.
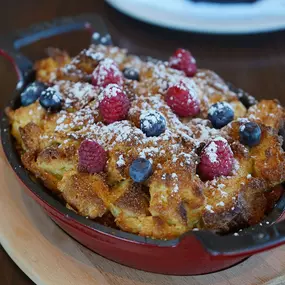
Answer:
[{"left": 1, "top": 74, "right": 285, "bottom": 247}]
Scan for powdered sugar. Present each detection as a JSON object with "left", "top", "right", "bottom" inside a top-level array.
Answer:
[
  {"left": 89, "top": 121, "right": 145, "bottom": 150},
  {"left": 55, "top": 81, "right": 99, "bottom": 110},
  {"left": 216, "top": 201, "right": 225, "bottom": 207},
  {"left": 208, "top": 101, "right": 233, "bottom": 116},
  {"left": 170, "top": 173, "right": 179, "bottom": 193},
  {"left": 217, "top": 183, "right": 228, "bottom": 197},
  {"left": 117, "top": 154, "right": 125, "bottom": 167},
  {"left": 85, "top": 49, "right": 104, "bottom": 61},
  {"left": 98, "top": 84, "right": 123, "bottom": 102},
  {"left": 237, "top": 117, "right": 250, "bottom": 124},
  {"left": 205, "top": 205, "right": 215, "bottom": 213},
  {"left": 93, "top": 58, "right": 122, "bottom": 87},
  {"left": 139, "top": 147, "right": 160, "bottom": 159},
  {"left": 140, "top": 109, "right": 166, "bottom": 131},
  {"left": 204, "top": 136, "right": 232, "bottom": 164},
  {"left": 205, "top": 141, "right": 218, "bottom": 163}
]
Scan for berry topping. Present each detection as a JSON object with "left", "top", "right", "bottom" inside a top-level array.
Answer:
[
  {"left": 239, "top": 122, "right": 261, "bottom": 147},
  {"left": 39, "top": 87, "right": 62, "bottom": 112},
  {"left": 129, "top": 158, "right": 153, "bottom": 183},
  {"left": 227, "top": 82, "right": 257, "bottom": 108},
  {"left": 99, "top": 84, "right": 130, "bottom": 124},
  {"left": 78, "top": 139, "right": 107, "bottom": 173},
  {"left": 92, "top": 58, "right": 123, "bottom": 88},
  {"left": 169, "top": 48, "right": 197, "bottom": 77},
  {"left": 123, "top": 67, "right": 140, "bottom": 81},
  {"left": 140, "top": 110, "right": 166, "bottom": 137},
  {"left": 91, "top": 32, "right": 112, "bottom": 46},
  {"left": 20, "top": 81, "right": 47, "bottom": 106},
  {"left": 197, "top": 137, "right": 234, "bottom": 181},
  {"left": 208, "top": 102, "right": 234, "bottom": 129},
  {"left": 165, "top": 81, "right": 200, "bottom": 117}
]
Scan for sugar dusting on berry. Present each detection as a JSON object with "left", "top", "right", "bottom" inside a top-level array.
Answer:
[
  {"left": 165, "top": 79, "right": 200, "bottom": 117},
  {"left": 198, "top": 136, "right": 234, "bottom": 181},
  {"left": 205, "top": 137, "right": 229, "bottom": 164},
  {"left": 98, "top": 84, "right": 123, "bottom": 102},
  {"left": 43, "top": 87, "right": 62, "bottom": 103},
  {"left": 205, "top": 141, "right": 218, "bottom": 163},
  {"left": 140, "top": 109, "right": 166, "bottom": 131},
  {"left": 92, "top": 58, "right": 123, "bottom": 87},
  {"left": 99, "top": 84, "right": 130, "bottom": 123},
  {"left": 208, "top": 101, "right": 233, "bottom": 116}
]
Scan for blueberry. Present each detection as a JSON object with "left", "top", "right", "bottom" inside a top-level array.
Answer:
[
  {"left": 208, "top": 102, "right": 234, "bottom": 129},
  {"left": 39, "top": 87, "right": 62, "bottom": 112},
  {"left": 20, "top": 81, "right": 47, "bottom": 106},
  {"left": 129, "top": 158, "right": 152, "bottom": 183},
  {"left": 91, "top": 32, "right": 112, "bottom": 46},
  {"left": 239, "top": 122, "right": 261, "bottom": 147},
  {"left": 140, "top": 110, "right": 166, "bottom": 137},
  {"left": 227, "top": 82, "right": 257, "bottom": 108},
  {"left": 123, "top": 68, "right": 140, "bottom": 81}
]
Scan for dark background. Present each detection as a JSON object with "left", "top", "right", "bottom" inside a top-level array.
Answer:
[{"left": 0, "top": 0, "right": 285, "bottom": 284}]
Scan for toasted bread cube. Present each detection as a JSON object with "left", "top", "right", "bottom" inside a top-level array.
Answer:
[
  {"left": 7, "top": 102, "right": 45, "bottom": 146},
  {"left": 58, "top": 171, "right": 108, "bottom": 219},
  {"left": 247, "top": 100, "right": 285, "bottom": 130}
]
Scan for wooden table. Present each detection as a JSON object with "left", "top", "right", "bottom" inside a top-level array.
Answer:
[{"left": 0, "top": 1, "right": 285, "bottom": 284}]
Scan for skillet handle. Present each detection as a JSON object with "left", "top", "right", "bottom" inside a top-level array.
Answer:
[
  {"left": 189, "top": 193, "right": 285, "bottom": 257},
  {"left": 0, "top": 13, "right": 111, "bottom": 88}
]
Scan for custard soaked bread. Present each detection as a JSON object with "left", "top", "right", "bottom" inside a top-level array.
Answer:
[{"left": 7, "top": 45, "right": 285, "bottom": 239}]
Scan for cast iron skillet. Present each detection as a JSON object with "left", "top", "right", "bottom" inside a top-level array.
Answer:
[{"left": 1, "top": 14, "right": 285, "bottom": 274}]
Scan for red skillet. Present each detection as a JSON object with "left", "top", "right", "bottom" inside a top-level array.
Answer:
[{"left": 1, "top": 14, "right": 285, "bottom": 275}]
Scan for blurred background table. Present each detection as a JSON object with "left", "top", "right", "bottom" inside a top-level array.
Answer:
[{"left": 0, "top": 0, "right": 285, "bottom": 284}]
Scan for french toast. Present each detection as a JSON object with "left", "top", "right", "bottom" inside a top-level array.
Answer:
[{"left": 7, "top": 44, "right": 285, "bottom": 240}]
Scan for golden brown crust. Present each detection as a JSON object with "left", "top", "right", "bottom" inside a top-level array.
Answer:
[
  {"left": 251, "top": 128, "right": 285, "bottom": 187},
  {"left": 224, "top": 120, "right": 285, "bottom": 188},
  {"left": 58, "top": 171, "right": 108, "bottom": 219},
  {"left": 110, "top": 180, "right": 150, "bottom": 217},
  {"left": 35, "top": 48, "right": 70, "bottom": 83},
  {"left": 203, "top": 177, "right": 267, "bottom": 232},
  {"left": 19, "top": 122, "right": 42, "bottom": 152},
  {"left": 247, "top": 100, "right": 285, "bottom": 131}
]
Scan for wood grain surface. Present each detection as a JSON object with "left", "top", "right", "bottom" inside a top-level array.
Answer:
[{"left": 1, "top": 1, "right": 285, "bottom": 284}]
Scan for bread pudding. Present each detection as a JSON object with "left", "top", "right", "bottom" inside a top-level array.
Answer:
[{"left": 7, "top": 44, "right": 285, "bottom": 240}]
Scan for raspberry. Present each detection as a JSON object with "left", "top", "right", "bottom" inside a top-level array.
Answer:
[
  {"left": 99, "top": 84, "right": 130, "bottom": 124},
  {"left": 169, "top": 48, "right": 197, "bottom": 77},
  {"left": 92, "top": 58, "right": 123, "bottom": 87},
  {"left": 197, "top": 137, "right": 234, "bottom": 181},
  {"left": 165, "top": 81, "right": 200, "bottom": 117},
  {"left": 78, "top": 140, "right": 107, "bottom": 173}
]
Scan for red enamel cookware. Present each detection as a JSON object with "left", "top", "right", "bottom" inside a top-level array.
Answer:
[{"left": 1, "top": 14, "right": 285, "bottom": 275}]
